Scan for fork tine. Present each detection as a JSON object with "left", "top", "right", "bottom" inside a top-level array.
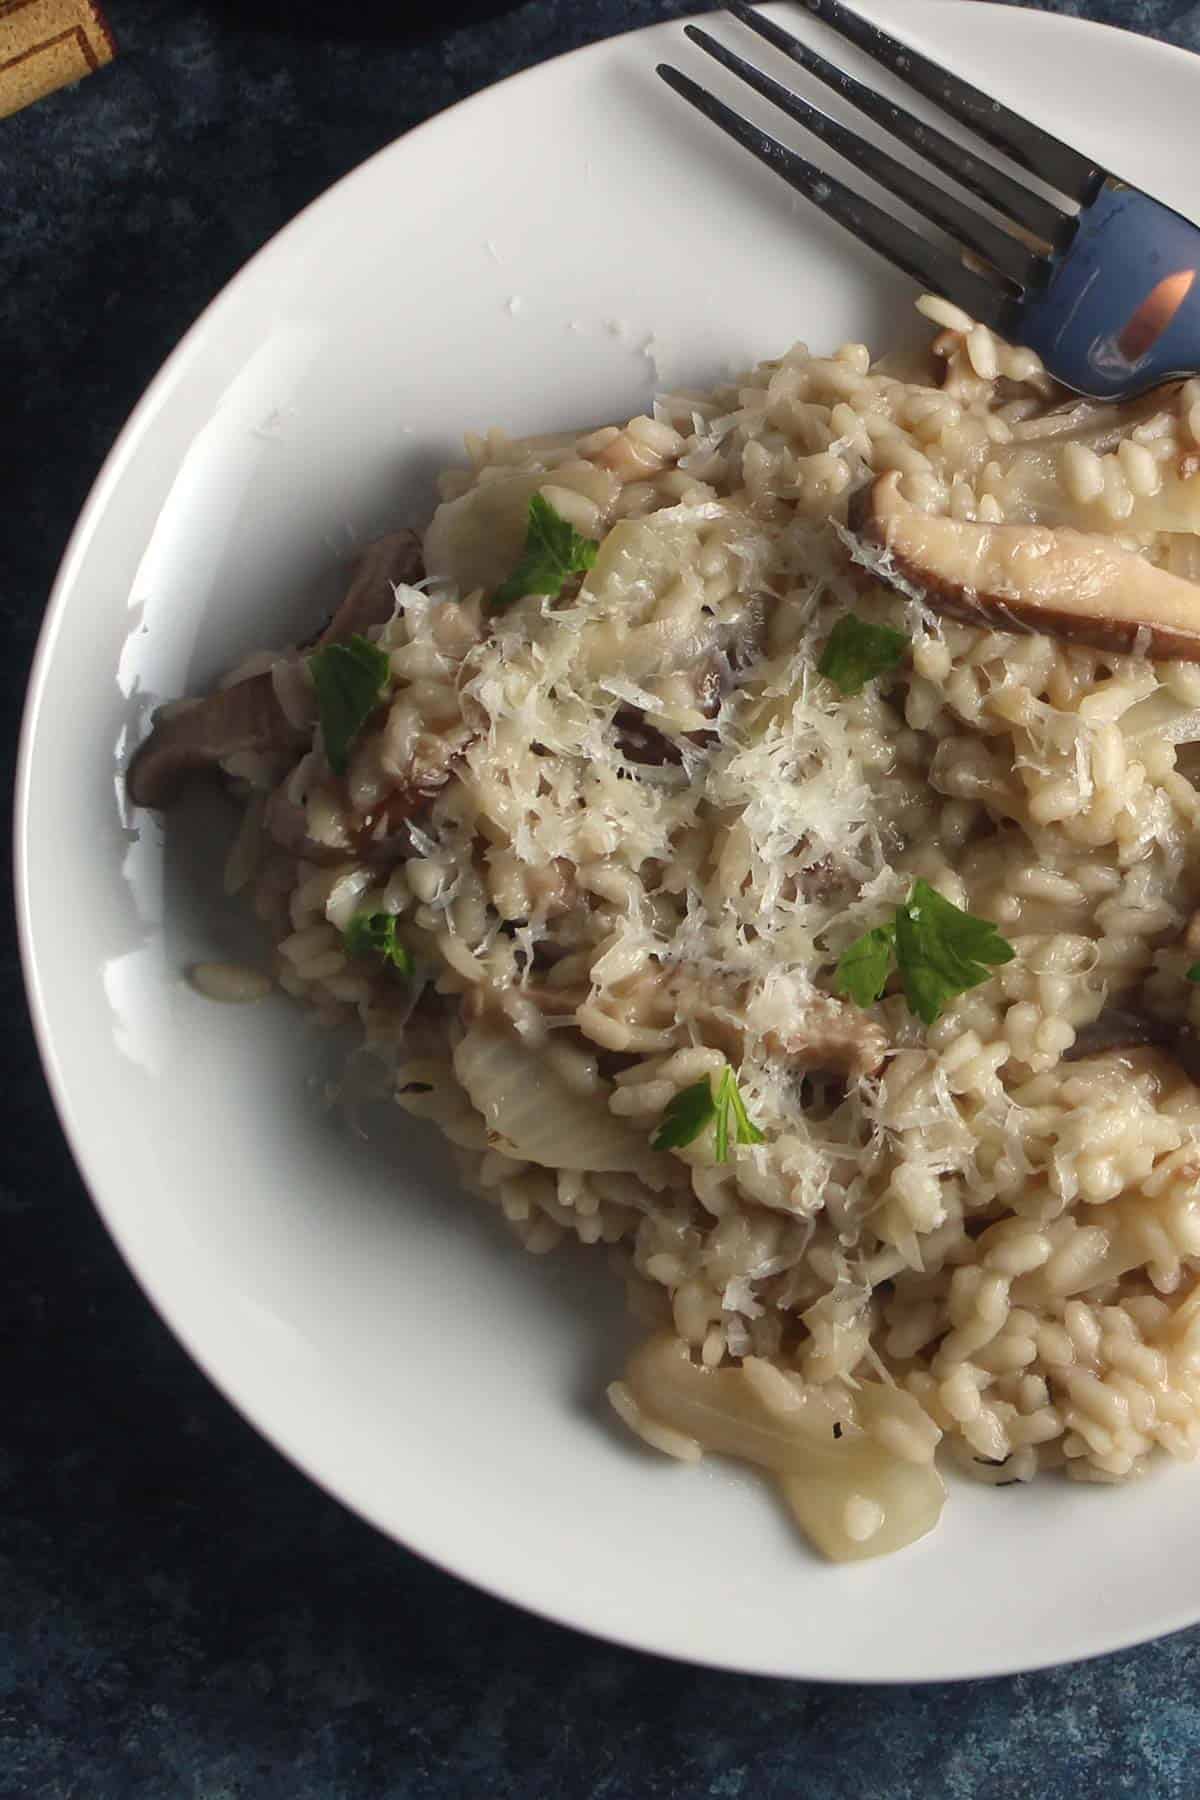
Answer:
[
  {"left": 726, "top": 1, "right": 1068, "bottom": 248},
  {"left": 785, "top": 0, "right": 1104, "bottom": 206},
  {"left": 656, "top": 63, "right": 1015, "bottom": 333},
  {"left": 685, "top": 24, "right": 1043, "bottom": 291}
]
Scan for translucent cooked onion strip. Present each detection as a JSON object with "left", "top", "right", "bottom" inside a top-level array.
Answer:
[
  {"left": 621, "top": 1335, "right": 945, "bottom": 1562},
  {"left": 454, "top": 1022, "right": 654, "bottom": 1173}
]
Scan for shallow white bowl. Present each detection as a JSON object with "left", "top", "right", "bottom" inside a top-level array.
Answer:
[{"left": 19, "top": 2, "right": 1200, "bottom": 1681}]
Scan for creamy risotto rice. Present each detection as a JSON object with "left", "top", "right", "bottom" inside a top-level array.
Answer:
[{"left": 131, "top": 297, "right": 1200, "bottom": 1561}]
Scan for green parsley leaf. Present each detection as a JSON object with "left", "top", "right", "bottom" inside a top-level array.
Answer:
[
  {"left": 651, "top": 1078, "right": 717, "bottom": 1153},
  {"left": 834, "top": 923, "right": 897, "bottom": 1009},
  {"left": 834, "top": 886, "right": 1013, "bottom": 1026},
  {"left": 651, "top": 1069, "right": 764, "bottom": 1162},
  {"left": 343, "top": 910, "right": 413, "bottom": 977},
  {"left": 1188, "top": 964, "right": 1200, "bottom": 984},
  {"left": 818, "top": 613, "right": 908, "bottom": 696},
  {"left": 714, "top": 1085, "right": 729, "bottom": 1164},
  {"left": 894, "top": 879, "right": 1015, "bottom": 1026},
  {"left": 718, "top": 1066, "right": 766, "bottom": 1149},
  {"left": 308, "top": 635, "right": 391, "bottom": 775},
  {"left": 490, "top": 493, "right": 599, "bottom": 613}
]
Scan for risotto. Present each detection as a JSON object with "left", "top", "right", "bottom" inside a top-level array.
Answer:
[{"left": 130, "top": 296, "right": 1200, "bottom": 1562}]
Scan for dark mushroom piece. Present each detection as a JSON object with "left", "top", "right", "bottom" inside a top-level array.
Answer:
[
  {"left": 126, "top": 530, "right": 423, "bottom": 809},
  {"left": 126, "top": 674, "right": 305, "bottom": 812},
  {"left": 688, "top": 980, "right": 887, "bottom": 1082},
  {"left": 317, "top": 529, "right": 422, "bottom": 646},
  {"left": 848, "top": 471, "right": 1200, "bottom": 660},
  {"left": 612, "top": 707, "right": 685, "bottom": 768},
  {"left": 765, "top": 998, "right": 888, "bottom": 1082},
  {"left": 1064, "top": 1007, "right": 1200, "bottom": 1085},
  {"left": 1063, "top": 1008, "right": 1174, "bottom": 1061}
]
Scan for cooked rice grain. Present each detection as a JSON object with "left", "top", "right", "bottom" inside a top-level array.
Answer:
[{"left": 189, "top": 961, "right": 273, "bottom": 1004}]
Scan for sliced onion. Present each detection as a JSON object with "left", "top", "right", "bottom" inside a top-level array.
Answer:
[
  {"left": 454, "top": 1022, "right": 651, "bottom": 1172},
  {"left": 624, "top": 1334, "right": 945, "bottom": 1563}
]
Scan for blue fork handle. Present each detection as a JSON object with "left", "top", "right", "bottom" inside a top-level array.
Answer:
[{"left": 1017, "top": 180, "right": 1200, "bottom": 400}]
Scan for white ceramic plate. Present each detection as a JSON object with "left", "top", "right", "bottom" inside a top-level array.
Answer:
[{"left": 19, "top": 2, "right": 1200, "bottom": 1682}]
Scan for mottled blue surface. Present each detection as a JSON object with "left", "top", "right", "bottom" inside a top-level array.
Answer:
[{"left": 7, "top": 2, "right": 1200, "bottom": 1794}]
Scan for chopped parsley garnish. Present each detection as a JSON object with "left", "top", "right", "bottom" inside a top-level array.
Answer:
[
  {"left": 308, "top": 635, "right": 391, "bottom": 775},
  {"left": 835, "top": 881, "right": 1014, "bottom": 1027},
  {"left": 896, "top": 881, "right": 1015, "bottom": 1025},
  {"left": 834, "top": 923, "right": 897, "bottom": 1009},
  {"left": 652, "top": 1067, "right": 764, "bottom": 1163},
  {"left": 652, "top": 1079, "right": 716, "bottom": 1152},
  {"left": 490, "top": 493, "right": 599, "bottom": 612},
  {"left": 817, "top": 613, "right": 908, "bottom": 696},
  {"left": 715, "top": 1065, "right": 765, "bottom": 1160},
  {"left": 343, "top": 910, "right": 413, "bottom": 976},
  {"left": 1188, "top": 964, "right": 1200, "bottom": 985}
]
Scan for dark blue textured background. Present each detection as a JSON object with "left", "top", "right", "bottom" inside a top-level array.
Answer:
[{"left": 6, "top": 3, "right": 1200, "bottom": 1794}]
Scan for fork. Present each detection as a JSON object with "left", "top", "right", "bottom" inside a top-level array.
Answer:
[{"left": 658, "top": 1, "right": 1200, "bottom": 400}]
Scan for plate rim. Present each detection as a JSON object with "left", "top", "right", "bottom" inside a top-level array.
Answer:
[{"left": 17, "top": 0, "right": 1200, "bottom": 1683}]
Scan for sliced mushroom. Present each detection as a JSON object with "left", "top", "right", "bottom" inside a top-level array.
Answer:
[
  {"left": 1063, "top": 1008, "right": 1172, "bottom": 1061},
  {"left": 1072, "top": 921, "right": 1200, "bottom": 1082},
  {"left": 1064, "top": 1006, "right": 1200, "bottom": 1085},
  {"left": 1167, "top": 1026, "right": 1200, "bottom": 1084},
  {"left": 126, "top": 674, "right": 302, "bottom": 810},
  {"left": 612, "top": 706, "right": 685, "bottom": 768},
  {"left": 127, "top": 531, "right": 422, "bottom": 810},
  {"left": 678, "top": 977, "right": 887, "bottom": 1081},
  {"left": 765, "top": 997, "right": 888, "bottom": 1082},
  {"left": 316, "top": 529, "right": 422, "bottom": 646},
  {"left": 848, "top": 471, "right": 1200, "bottom": 660}
]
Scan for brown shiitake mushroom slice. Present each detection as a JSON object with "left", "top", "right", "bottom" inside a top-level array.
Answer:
[{"left": 848, "top": 471, "right": 1200, "bottom": 661}]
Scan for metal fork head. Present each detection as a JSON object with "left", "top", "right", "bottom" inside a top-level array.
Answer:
[
  {"left": 658, "top": 4, "right": 1200, "bottom": 400},
  {"left": 655, "top": 58, "right": 1016, "bottom": 336},
  {"left": 786, "top": 0, "right": 1103, "bottom": 205},
  {"left": 723, "top": 1, "right": 1073, "bottom": 249},
  {"left": 683, "top": 23, "right": 1046, "bottom": 293}
]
